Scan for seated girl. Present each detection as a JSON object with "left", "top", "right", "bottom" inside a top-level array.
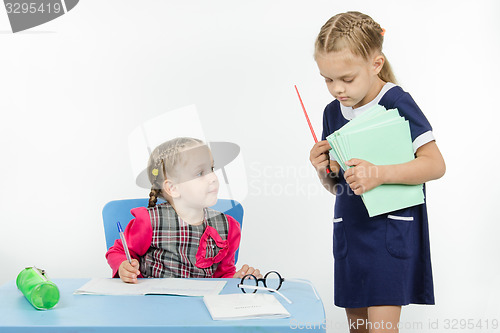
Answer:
[{"left": 106, "top": 137, "right": 261, "bottom": 282}]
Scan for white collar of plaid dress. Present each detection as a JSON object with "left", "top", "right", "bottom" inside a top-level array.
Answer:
[{"left": 195, "top": 226, "right": 229, "bottom": 268}]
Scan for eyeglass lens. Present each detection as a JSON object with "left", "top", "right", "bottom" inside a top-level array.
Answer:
[
  {"left": 239, "top": 271, "right": 284, "bottom": 294},
  {"left": 263, "top": 271, "right": 282, "bottom": 290},
  {"left": 240, "top": 274, "right": 258, "bottom": 293}
]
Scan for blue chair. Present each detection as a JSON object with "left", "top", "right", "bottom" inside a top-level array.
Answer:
[{"left": 102, "top": 199, "right": 244, "bottom": 263}]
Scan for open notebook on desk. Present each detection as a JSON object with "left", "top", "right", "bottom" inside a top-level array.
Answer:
[
  {"left": 74, "top": 278, "right": 226, "bottom": 297},
  {"left": 326, "top": 104, "right": 424, "bottom": 217}
]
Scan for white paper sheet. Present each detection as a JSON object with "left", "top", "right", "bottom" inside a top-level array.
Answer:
[
  {"left": 74, "top": 278, "right": 226, "bottom": 297},
  {"left": 203, "top": 293, "right": 291, "bottom": 320}
]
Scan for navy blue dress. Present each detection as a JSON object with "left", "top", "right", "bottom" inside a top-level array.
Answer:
[{"left": 322, "top": 84, "right": 435, "bottom": 308}]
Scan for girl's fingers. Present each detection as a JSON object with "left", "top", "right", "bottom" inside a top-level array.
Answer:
[
  {"left": 349, "top": 182, "right": 365, "bottom": 195},
  {"left": 120, "top": 268, "right": 138, "bottom": 283},
  {"left": 131, "top": 259, "right": 141, "bottom": 274},
  {"left": 311, "top": 154, "right": 329, "bottom": 170},
  {"left": 312, "top": 141, "right": 331, "bottom": 156},
  {"left": 240, "top": 264, "right": 249, "bottom": 275},
  {"left": 123, "top": 276, "right": 138, "bottom": 284},
  {"left": 345, "top": 173, "right": 354, "bottom": 184},
  {"left": 310, "top": 141, "right": 328, "bottom": 154},
  {"left": 243, "top": 267, "right": 262, "bottom": 279},
  {"left": 120, "top": 260, "right": 140, "bottom": 281}
]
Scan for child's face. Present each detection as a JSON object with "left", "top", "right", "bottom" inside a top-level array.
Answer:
[
  {"left": 171, "top": 144, "right": 219, "bottom": 209},
  {"left": 316, "top": 49, "right": 383, "bottom": 109}
]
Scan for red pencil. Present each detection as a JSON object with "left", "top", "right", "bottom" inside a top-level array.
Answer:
[
  {"left": 294, "top": 85, "right": 318, "bottom": 142},
  {"left": 294, "top": 85, "right": 333, "bottom": 175}
]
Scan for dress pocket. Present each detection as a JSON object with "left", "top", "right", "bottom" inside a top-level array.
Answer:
[
  {"left": 386, "top": 215, "right": 414, "bottom": 259},
  {"left": 332, "top": 217, "right": 347, "bottom": 259}
]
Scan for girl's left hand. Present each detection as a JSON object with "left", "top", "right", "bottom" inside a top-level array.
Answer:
[
  {"left": 233, "top": 264, "right": 262, "bottom": 279},
  {"left": 344, "top": 158, "right": 383, "bottom": 195}
]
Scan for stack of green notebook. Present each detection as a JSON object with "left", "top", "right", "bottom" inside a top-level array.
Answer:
[{"left": 326, "top": 105, "right": 424, "bottom": 217}]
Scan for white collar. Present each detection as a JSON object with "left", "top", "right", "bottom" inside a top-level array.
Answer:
[{"left": 340, "top": 82, "right": 397, "bottom": 120}]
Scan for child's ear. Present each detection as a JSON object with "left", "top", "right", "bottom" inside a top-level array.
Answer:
[
  {"left": 372, "top": 54, "right": 385, "bottom": 75},
  {"left": 163, "top": 179, "right": 180, "bottom": 199}
]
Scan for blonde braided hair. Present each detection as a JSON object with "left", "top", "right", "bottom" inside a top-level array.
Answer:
[
  {"left": 314, "top": 11, "right": 396, "bottom": 84},
  {"left": 147, "top": 137, "right": 204, "bottom": 208}
]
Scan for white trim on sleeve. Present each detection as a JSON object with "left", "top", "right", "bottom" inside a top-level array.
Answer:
[{"left": 412, "top": 130, "right": 435, "bottom": 153}]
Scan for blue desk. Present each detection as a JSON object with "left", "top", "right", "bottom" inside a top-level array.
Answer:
[{"left": 0, "top": 278, "right": 325, "bottom": 332}]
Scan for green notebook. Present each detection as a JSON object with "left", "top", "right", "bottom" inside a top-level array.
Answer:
[{"left": 326, "top": 105, "right": 424, "bottom": 217}]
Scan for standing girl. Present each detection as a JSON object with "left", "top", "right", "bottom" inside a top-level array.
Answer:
[
  {"left": 309, "top": 12, "right": 446, "bottom": 333},
  {"left": 106, "top": 137, "right": 260, "bottom": 282}
]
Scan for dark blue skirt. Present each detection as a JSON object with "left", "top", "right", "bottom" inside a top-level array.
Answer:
[{"left": 332, "top": 178, "right": 435, "bottom": 308}]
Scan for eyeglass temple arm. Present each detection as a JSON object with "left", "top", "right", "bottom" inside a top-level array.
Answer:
[{"left": 237, "top": 284, "right": 292, "bottom": 304}]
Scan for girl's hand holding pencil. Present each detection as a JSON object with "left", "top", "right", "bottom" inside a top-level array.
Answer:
[
  {"left": 310, "top": 141, "right": 340, "bottom": 195},
  {"left": 310, "top": 141, "right": 333, "bottom": 176},
  {"left": 294, "top": 85, "right": 336, "bottom": 178},
  {"left": 119, "top": 259, "right": 141, "bottom": 284}
]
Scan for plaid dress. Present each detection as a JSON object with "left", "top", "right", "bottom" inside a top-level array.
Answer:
[{"left": 139, "top": 202, "right": 230, "bottom": 278}]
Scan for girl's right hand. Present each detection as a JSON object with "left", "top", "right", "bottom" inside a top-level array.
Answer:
[
  {"left": 309, "top": 140, "right": 332, "bottom": 175},
  {"left": 118, "top": 259, "right": 141, "bottom": 283}
]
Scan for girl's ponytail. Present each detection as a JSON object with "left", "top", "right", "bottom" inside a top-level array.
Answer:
[
  {"left": 148, "top": 188, "right": 160, "bottom": 208},
  {"left": 378, "top": 54, "right": 397, "bottom": 84}
]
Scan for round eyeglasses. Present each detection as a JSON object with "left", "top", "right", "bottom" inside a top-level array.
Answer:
[
  {"left": 237, "top": 271, "right": 321, "bottom": 305},
  {"left": 239, "top": 270, "right": 285, "bottom": 293}
]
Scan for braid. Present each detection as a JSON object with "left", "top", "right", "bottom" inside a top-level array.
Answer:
[
  {"left": 340, "top": 16, "right": 383, "bottom": 39},
  {"left": 315, "top": 11, "right": 396, "bottom": 84},
  {"left": 341, "top": 18, "right": 370, "bottom": 36},
  {"left": 148, "top": 188, "right": 160, "bottom": 208}
]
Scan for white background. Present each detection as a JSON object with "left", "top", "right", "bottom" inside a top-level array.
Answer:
[{"left": 1, "top": 1, "right": 499, "bottom": 332}]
